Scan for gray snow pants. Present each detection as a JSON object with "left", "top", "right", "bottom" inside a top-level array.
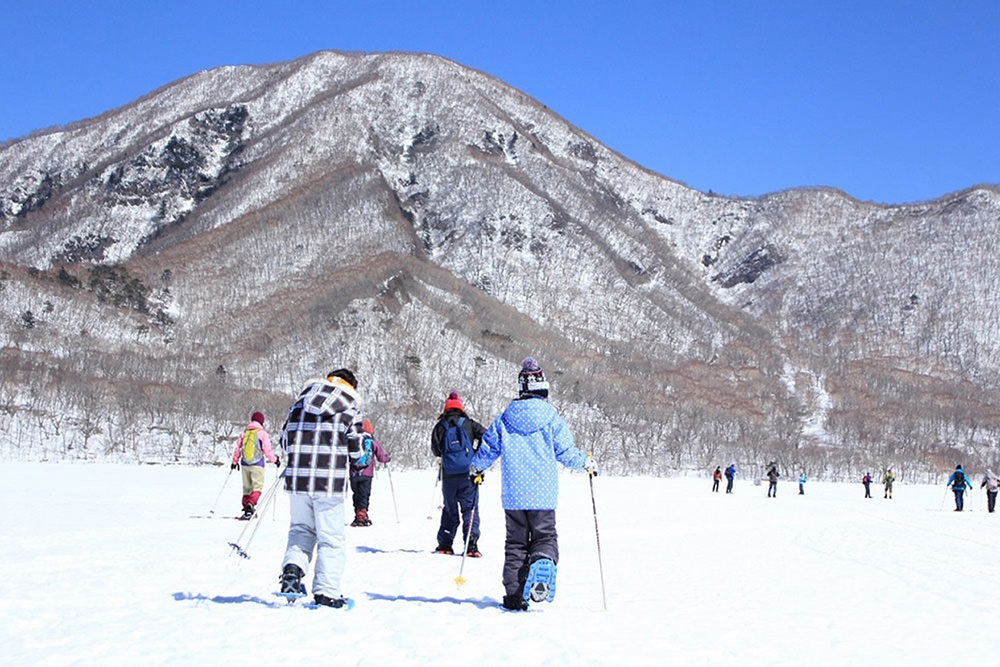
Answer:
[{"left": 503, "top": 509, "right": 558, "bottom": 597}]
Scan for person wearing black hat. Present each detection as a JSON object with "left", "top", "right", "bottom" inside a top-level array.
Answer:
[
  {"left": 277, "top": 368, "right": 365, "bottom": 608},
  {"left": 948, "top": 464, "right": 972, "bottom": 511}
]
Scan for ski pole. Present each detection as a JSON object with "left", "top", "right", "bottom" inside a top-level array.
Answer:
[
  {"left": 209, "top": 467, "right": 234, "bottom": 515},
  {"left": 589, "top": 472, "right": 608, "bottom": 611},
  {"left": 454, "top": 485, "right": 479, "bottom": 588},
  {"left": 385, "top": 463, "right": 400, "bottom": 524},
  {"left": 427, "top": 463, "right": 442, "bottom": 520},
  {"left": 229, "top": 470, "right": 285, "bottom": 559},
  {"left": 272, "top": 461, "right": 282, "bottom": 521}
]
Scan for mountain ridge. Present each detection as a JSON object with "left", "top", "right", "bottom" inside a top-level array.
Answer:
[{"left": 1, "top": 50, "right": 998, "bottom": 479}]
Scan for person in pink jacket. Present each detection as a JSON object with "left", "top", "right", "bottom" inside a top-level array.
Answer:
[
  {"left": 231, "top": 411, "right": 279, "bottom": 519},
  {"left": 349, "top": 420, "right": 391, "bottom": 526}
]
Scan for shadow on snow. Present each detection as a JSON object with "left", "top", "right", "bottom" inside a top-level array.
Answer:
[
  {"left": 354, "top": 545, "right": 426, "bottom": 555},
  {"left": 366, "top": 592, "right": 498, "bottom": 609},
  {"left": 173, "top": 591, "right": 498, "bottom": 609},
  {"left": 173, "top": 592, "right": 285, "bottom": 608}
]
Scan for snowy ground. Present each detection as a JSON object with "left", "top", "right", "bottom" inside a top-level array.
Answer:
[{"left": 2, "top": 464, "right": 997, "bottom": 666}]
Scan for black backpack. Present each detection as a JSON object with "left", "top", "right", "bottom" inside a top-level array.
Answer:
[
  {"left": 442, "top": 417, "right": 473, "bottom": 475},
  {"left": 954, "top": 470, "right": 965, "bottom": 486}
]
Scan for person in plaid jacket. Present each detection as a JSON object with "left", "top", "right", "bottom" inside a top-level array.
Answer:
[{"left": 277, "top": 368, "right": 365, "bottom": 608}]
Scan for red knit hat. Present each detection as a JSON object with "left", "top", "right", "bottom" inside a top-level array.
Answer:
[
  {"left": 443, "top": 391, "right": 464, "bottom": 412},
  {"left": 251, "top": 411, "right": 265, "bottom": 425},
  {"left": 362, "top": 420, "right": 374, "bottom": 434}
]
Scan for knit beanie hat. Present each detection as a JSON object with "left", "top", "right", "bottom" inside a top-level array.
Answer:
[
  {"left": 251, "top": 411, "right": 265, "bottom": 425},
  {"left": 327, "top": 368, "right": 358, "bottom": 389},
  {"left": 443, "top": 391, "right": 464, "bottom": 413},
  {"left": 362, "top": 420, "right": 373, "bottom": 434},
  {"left": 518, "top": 357, "right": 549, "bottom": 398}
]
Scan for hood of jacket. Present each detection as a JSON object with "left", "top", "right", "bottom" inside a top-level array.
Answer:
[{"left": 500, "top": 396, "right": 556, "bottom": 436}]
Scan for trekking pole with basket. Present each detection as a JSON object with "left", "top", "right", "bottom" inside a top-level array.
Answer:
[
  {"left": 208, "top": 467, "right": 235, "bottom": 515},
  {"left": 228, "top": 470, "right": 285, "bottom": 559},
  {"left": 454, "top": 484, "right": 480, "bottom": 588},
  {"left": 588, "top": 470, "right": 608, "bottom": 611},
  {"left": 385, "top": 462, "right": 400, "bottom": 524}
]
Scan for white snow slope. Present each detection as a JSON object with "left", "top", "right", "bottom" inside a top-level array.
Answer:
[{"left": 2, "top": 464, "right": 997, "bottom": 666}]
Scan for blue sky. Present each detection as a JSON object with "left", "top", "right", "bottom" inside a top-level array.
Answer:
[{"left": 2, "top": 1, "right": 997, "bottom": 203}]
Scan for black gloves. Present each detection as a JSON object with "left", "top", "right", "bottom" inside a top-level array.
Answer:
[
  {"left": 231, "top": 463, "right": 239, "bottom": 471},
  {"left": 275, "top": 457, "right": 281, "bottom": 468},
  {"left": 470, "top": 469, "right": 485, "bottom": 486}
]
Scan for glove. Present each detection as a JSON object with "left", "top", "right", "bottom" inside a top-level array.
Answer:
[
  {"left": 231, "top": 463, "right": 239, "bottom": 471},
  {"left": 274, "top": 457, "right": 281, "bottom": 468},
  {"left": 584, "top": 456, "right": 598, "bottom": 477},
  {"left": 470, "top": 469, "right": 485, "bottom": 486},
  {"left": 385, "top": 455, "right": 391, "bottom": 463}
]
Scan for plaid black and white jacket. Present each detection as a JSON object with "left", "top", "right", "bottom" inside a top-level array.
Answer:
[{"left": 281, "top": 377, "right": 365, "bottom": 496}]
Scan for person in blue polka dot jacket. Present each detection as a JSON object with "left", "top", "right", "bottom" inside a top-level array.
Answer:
[{"left": 471, "top": 356, "right": 598, "bottom": 610}]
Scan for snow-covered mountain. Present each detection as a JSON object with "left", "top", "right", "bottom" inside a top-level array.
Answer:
[{"left": 2, "top": 51, "right": 998, "bottom": 478}]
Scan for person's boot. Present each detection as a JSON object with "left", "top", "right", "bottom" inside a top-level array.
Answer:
[
  {"left": 241, "top": 503, "right": 256, "bottom": 520},
  {"left": 279, "top": 564, "right": 304, "bottom": 595},
  {"left": 359, "top": 508, "right": 372, "bottom": 526},
  {"left": 502, "top": 594, "right": 528, "bottom": 611},
  {"left": 313, "top": 594, "right": 348, "bottom": 608},
  {"left": 466, "top": 537, "right": 482, "bottom": 558},
  {"left": 351, "top": 509, "right": 365, "bottom": 527}
]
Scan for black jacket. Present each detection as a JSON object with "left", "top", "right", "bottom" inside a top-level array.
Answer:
[{"left": 431, "top": 409, "right": 486, "bottom": 477}]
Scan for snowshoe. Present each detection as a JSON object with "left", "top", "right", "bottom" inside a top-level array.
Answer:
[
  {"left": 240, "top": 503, "right": 256, "bottom": 520},
  {"left": 434, "top": 545, "right": 454, "bottom": 555},
  {"left": 312, "top": 594, "right": 351, "bottom": 608},
  {"left": 523, "top": 557, "right": 557, "bottom": 603}
]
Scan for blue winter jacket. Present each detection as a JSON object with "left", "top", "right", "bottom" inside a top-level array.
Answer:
[
  {"left": 471, "top": 396, "right": 587, "bottom": 510},
  {"left": 948, "top": 468, "right": 972, "bottom": 490}
]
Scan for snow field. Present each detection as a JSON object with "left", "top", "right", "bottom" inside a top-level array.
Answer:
[{"left": 1, "top": 464, "right": 998, "bottom": 666}]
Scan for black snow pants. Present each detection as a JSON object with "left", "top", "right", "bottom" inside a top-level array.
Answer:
[
  {"left": 349, "top": 474, "right": 372, "bottom": 511},
  {"left": 503, "top": 509, "right": 558, "bottom": 598}
]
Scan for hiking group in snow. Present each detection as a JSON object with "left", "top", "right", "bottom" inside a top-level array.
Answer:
[
  {"left": 228, "top": 355, "right": 993, "bottom": 611},
  {"left": 712, "top": 459, "right": 994, "bottom": 514},
  {"left": 230, "top": 357, "right": 597, "bottom": 610}
]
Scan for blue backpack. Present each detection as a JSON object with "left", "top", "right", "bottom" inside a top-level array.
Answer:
[
  {"left": 354, "top": 435, "right": 374, "bottom": 470},
  {"left": 442, "top": 417, "right": 473, "bottom": 475}
]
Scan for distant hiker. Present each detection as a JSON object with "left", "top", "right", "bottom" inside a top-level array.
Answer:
[
  {"left": 230, "top": 411, "right": 279, "bottom": 519},
  {"left": 348, "top": 419, "right": 390, "bottom": 527},
  {"left": 278, "top": 369, "right": 365, "bottom": 608},
  {"left": 725, "top": 464, "right": 736, "bottom": 493},
  {"left": 712, "top": 467, "right": 722, "bottom": 492},
  {"left": 883, "top": 469, "right": 896, "bottom": 499},
  {"left": 981, "top": 469, "right": 999, "bottom": 513},
  {"left": 948, "top": 464, "right": 972, "bottom": 511},
  {"left": 798, "top": 471, "right": 807, "bottom": 495},
  {"left": 862, "top": 472, "right": 872, "bottom": 498},
  {"left": 471, "top": 357, "right": 596, "bottom": 611},
  {"left": 431, "top": 391, "right": 485, "bottom": 556},
  {"left": 766, "top": 463, "right": 779, "bottom": 498}
]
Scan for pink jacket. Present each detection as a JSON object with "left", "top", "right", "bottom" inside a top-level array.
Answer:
[
  {"left": 352, "top": 438, "right": 390, "bottom": 478},
  {"left": 231, "top": 421, "right": 277, "bottom": 466}
]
